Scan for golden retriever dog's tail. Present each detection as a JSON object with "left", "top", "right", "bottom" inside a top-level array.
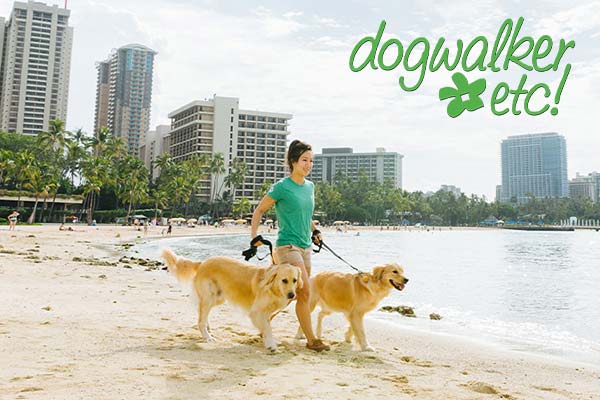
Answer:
[{"left": 161, "top": 248, "right": 201, "bottom": 282}]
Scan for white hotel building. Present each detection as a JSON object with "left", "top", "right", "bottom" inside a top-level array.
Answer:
[
  {"left": 0, "top": 1, "right": 73, "bottom": 134},
  {"left": 167, "top": 95, "right": 291, "bottom": 202}
]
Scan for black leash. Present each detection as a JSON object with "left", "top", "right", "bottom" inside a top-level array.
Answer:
[
  {"left": 242, "top": 235, "right": 274, "bottom": 262},
  {"left": 313, "top": 240, "right": 363, "bottom": 274}
]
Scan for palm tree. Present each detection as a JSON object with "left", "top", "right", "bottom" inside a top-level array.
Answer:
[
  {"left": 209, "top": 153, "right": 225, "bottom": 203},
  {"left": 13, "top": 150, "right": 36, "bottom": 207},
  {"left": 37, "top": 119, "right": 66, "bottom": 152},
  {"left": 223, "top": 157, "right": 248, "bottom": 199},
  {"left": 80, "top": 155, "right": 110, "bottom": 224},
  {"left": 115, "top": 156, "right": 149, "bottom": 221},
  {"left": 168, "top": 175, "right": 192, "bottom": 216},
  {"left": 232, "top": 197, "right": 251, "bottom": 218},
  {"left": 151, "top": 189, "right": 169, "bottom": 222},
  {"left": 153, "top": 152, "right": 173, "bottom": 182},
  {"left": 91, "top": 126, "right": 111, "bottom": 156},
  {"left": 0, "top": 149, "right": 15, "bottom": 185},
  {"left": 25, "top": 166, "right": 53, "bottom": 224}
]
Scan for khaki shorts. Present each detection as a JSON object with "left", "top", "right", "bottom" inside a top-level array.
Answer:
[{"left": 273, "top": 244, "right": 312, "bottom": 273}]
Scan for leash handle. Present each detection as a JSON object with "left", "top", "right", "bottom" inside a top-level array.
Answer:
[{"left": 243, "top": 235, "right": 274, "bottom": 263}]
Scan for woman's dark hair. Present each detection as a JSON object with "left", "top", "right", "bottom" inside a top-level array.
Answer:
[{"left": 286, "top": 140, "right": 312, "bottom": 171}]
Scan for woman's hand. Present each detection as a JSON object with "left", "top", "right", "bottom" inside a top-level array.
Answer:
[{"left": 311, "top": 229, "right": 322, "bottom": 246}]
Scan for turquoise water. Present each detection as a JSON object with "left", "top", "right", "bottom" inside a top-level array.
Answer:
[{"left": 138, "top": 229, "right": 600, "bottom": 365}]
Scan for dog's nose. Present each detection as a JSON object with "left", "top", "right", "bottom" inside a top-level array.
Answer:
[
  {"left": 404, "top": 278, "right": 409, "bottom": 284},
  {"left": 287, "top": 292, "right": 295, "bottom": 299}
]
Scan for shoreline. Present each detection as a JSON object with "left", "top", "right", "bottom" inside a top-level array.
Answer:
[{"left": 1, "top": 224, "right": 599, "bottom": 399}]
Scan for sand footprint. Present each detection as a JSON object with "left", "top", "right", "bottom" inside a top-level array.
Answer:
[{"left": 461, "top": 381, "right": 516, "bottom": 399}]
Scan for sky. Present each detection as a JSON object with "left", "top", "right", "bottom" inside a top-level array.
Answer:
[{"left": 1, "top": 0, "right": 599, "bottom": 199}]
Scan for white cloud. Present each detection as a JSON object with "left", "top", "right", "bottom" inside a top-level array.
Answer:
[
  {"left": 533, "top": 1, "right": 600, "bottom": 37},
  {"left": 0, "top": 0, "right": 597, "bottom": 198}
]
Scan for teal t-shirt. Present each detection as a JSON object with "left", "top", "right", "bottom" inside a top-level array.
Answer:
[{"left": 267, "top": 177, "right": 314, "bottom": 248}]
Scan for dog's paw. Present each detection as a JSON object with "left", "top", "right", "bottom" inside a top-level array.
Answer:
[
  {"left": 264, "top": 342, "right": 278, "bottom": 351},
  {"left": 203, "top": 335, "right": 217, "bottom": 343}
]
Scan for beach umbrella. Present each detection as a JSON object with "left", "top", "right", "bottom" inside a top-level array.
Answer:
[
  {"left": 187, "top": 218, "right": 198, "bottom": 223},
  {"left": 313, "top": 220, "right": 320, "bottom": 225},
  {"left": 168, "top": 218, "right": 179, "bottom": 223},
  {"left": 222, "top": 219, "right": 235, "bottom": 224},
  {"left": 265, "top": 219, "right": 273, "bottom": 223},
  {"left": 235, "top": 219, "right": 247, "bottom": 224},
  {"left": 333, "top": 221, "right": 344, "bottom": 225}
]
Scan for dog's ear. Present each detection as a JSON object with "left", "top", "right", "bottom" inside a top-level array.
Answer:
[
  {"left": 372, "top": 266, "right": 385, "bottom": 282},
  {"left": 262, "top": 267, "right": 278, "bottom": 288}
]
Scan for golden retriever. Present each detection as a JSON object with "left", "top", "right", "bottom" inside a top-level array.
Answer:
[
  {"left": 303, "top": 264, "right": 408, "bottom": 351},
  {"left": 161, "top": 248, "right": 303, "bottom": 350}
]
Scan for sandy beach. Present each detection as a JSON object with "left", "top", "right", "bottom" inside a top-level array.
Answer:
[{"left": 1, "top": 224, "right": 598, "bottom": 399}]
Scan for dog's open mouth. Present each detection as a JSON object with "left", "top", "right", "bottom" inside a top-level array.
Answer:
[{"left": 390, "top": 279, "right": 405, "bottom": 291}]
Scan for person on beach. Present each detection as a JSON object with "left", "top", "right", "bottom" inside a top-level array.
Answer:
[
  {"left": 250, "top": 140, "right": 329, "bottom": 352},
  {"left": 167, "top": 223, "right": 172, "bottom": 235},
  {"left": 8, "top": 211, "right": 19, "bottom": 231}
]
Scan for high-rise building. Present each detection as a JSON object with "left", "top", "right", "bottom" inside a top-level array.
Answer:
[
  {"left": 167, "top": 95, "right": 291, "bottom": 202},
  {"left": 311, "top": 147, "right": 403, "bottom": 188},
  {"left": 440, "top": 184, "right": 462, "bottom": 198},
  {"left": 94, "top": 44, "right": 156, "bottom": 156},
  {"left": 139, "top": 124, "right": 170, "bottom": 181},
  {"left": 0, "top": 1, "right": 73, "bottom": 135},
  {"left": 569, "top": 172, "right": 599, "bottom": 203},
  {"left": 500, "top": 132, "right": 568, "bottom": 203}
]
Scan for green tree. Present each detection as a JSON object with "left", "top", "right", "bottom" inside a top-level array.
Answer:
[{"left": 232, "top": 197, "right": 251, "bottom": 218}]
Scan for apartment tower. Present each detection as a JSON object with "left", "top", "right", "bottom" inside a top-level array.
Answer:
[
  {"left": 94, "top": 44, "right": 156, "bottom": 156},
  {"left": 500, "top": 132, "right": 568, "bottom": 203},
  {"left": 168, "top": 95, "right": 291, "bottom": 202},
  {"left": 0, "top": 1, "right": 73, "bottom": 134}
]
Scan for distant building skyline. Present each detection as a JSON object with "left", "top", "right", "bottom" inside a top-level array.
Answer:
[
  {"left": 500, "top": 132, "right": 568, "bottom": 203},
  {"left": 167, "top": 95, "right": 291, "bottom": 202},
  {"left": 0, "top": 0, "right": 72, "bottom": 135},
  {"left": 94, "top": 43, "right": 156, "bottom": 156},
  {"left": 439, "top": 185, "right": 462, "bottom": 198},
  {"left": 569, "top": 172, "right": 599, "bottom": 203},
  {"left": 139, "top": 124, "right": 170, "bottom": 181},
  {"left": 310, "top": 147, "right": 403, "bottom": 189}
]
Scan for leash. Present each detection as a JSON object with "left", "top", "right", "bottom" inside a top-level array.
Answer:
[
  {"left": 313, "top": 240, "right": 363, "bottom": 274},
  {"left": 242, "top": 235, "right": 274, "bottom": 263}
]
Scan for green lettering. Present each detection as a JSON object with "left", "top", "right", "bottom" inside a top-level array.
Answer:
[
  {"left": 462, "top": 36, "right": 488, "bottom": 71},
  {"left": 524, "top": 83, "right": 551, "bottom": 115},
  {"left": 399, "top": 37, "right": 429, "bottom": 91},
  {"left": 503, "top": 17, "right": 534, "bottom": 71},
  {"left": 429, "top": 38, "right": 463, "bottom": 71},
  {"left": 378, "top": 38, "right": 404, "bottom": 71},
  {"left": 488, "top": 18, "right": 513, "bottom": 72},
  {"left": 532, "top": 35, "right": 553, "bottom": 72},
  {"left": 509, "top": 74, "right": 528, "bottom": 115},
  {"left": 552, "top": 39, "right": 576, "bottom": 71},
  {"left": 491, "top": 82, "right": 510, "bottom": 115},
  {"left": 349, "top": 20, "right": 387, "bottom": 72}
]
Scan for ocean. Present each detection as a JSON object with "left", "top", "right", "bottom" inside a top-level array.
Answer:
[{"left": 137, "top": 228, "right": 600, "bottom": 366}]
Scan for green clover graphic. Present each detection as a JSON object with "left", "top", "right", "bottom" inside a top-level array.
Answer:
[{"left": 439, "top": 72, "right": 486, "bottom": 118}]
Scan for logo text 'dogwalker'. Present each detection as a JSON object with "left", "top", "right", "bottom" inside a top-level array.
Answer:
[{"left": 349, "top": 18, "right": 575, "bottom": 118}]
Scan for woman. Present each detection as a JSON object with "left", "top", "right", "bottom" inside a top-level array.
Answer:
[
  {"left": 250, "top": 140, "right": 329, "bottom": 352},
  {"left": 8, "top": 210, "right": 19, "bottom": 231}
]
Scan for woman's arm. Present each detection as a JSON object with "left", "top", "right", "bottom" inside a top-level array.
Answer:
[{"left": 250, "top": 195, "right": 276, "bottom": 243}]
